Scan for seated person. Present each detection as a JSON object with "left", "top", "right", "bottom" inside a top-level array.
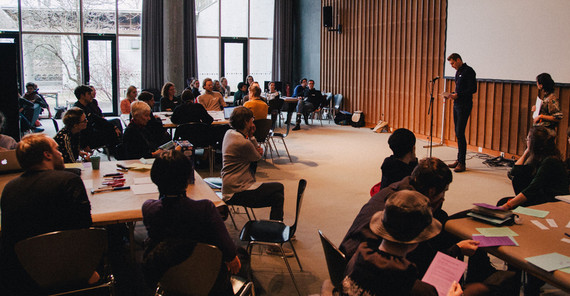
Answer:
[
  {"left": 123, "top": 101, "right": 164, "bottom": 159},
  {"left": 283, "top": 78, "right": 307, "bottom": 125},
  {"left": 243, "top": 83, "right": 268, "bottom": 121},
  {"left": 213, "top": 79, "right": 222, "bottom": 93},
  {"left": 142, "top": 150, "right": 240, "bottom": 296},
  {"left": 266, "top": 81, "right": 280, "bottom": 101},
  {"left": 198, "top": 78, "right": 226, "bottom": 111},
  {"left": 73, "top": 85, "right": 122, "bottom": 150},
  {"left": 233, "top": 82, "right": 248, "bottom": 106},
  {"left": 19, "top": 82, "right": 48, "bottom": 133},
  {"left": 191, "top": 79, "right": 201, "bottom": 99},
  {"left": 221, "top": 107, "right": 290, "bottom": 256},
  {"left": 380, "top": 128, "right": 418, "bottom": 190},
  {"left": 138, "top": 91, "right": 171, "bottom": 146},
  {"left": 343, "top": 190, "right": 442, "bottom": 295},
  {"left": 220, "top": 77, "right": 231, "bottom": 98},
  {"left": 499, "top": 125, "right": 569, "bottom": 210},
  {"left": 120, "top": 85, "right": 138, "bottom": 114},
  {"left": 53, "top": 107, "right": 92, "bottom": 163},
  {"left": 293, "top": 79, "right": 324, "bottom": 131},
  {"left": 160, "top": 82, "right": 181, "bottom": 112},
  {"left": 171, "top": 89, "right": 213, "bottom": 125},
  {"left": 0, "top": 133, "right": 93, "bottom": 294},
  {"left": 0, "top": 111, "right": 17, "bottom": 150}
]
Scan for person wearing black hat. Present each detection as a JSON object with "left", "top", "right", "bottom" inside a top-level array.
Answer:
[{"left": 343, "top": 190, "right": 444, "bottom": 295}]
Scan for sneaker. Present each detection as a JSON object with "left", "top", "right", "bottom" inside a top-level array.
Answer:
[
  {"left": 292, "top": 125, "right": 301, "bottom": 131},
  {"left": 448, "top": 161, "right": 459, "bottom": 168},
  {"left": 266, "top": 246, "right": 294, "bottom": 257},
  {"left": 33, "top": 127, "right": 45, "bottom": 133}
]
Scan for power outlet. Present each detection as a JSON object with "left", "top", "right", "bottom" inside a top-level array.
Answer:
[
  {"left": 478, "top": 147, "right": 483, "bottom": 153},
  {"left": 500, "top": 152, "right": 505, "bottom": 157}
]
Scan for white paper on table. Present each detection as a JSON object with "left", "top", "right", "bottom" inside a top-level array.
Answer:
[
  {"left": 82, "top": 179, "right": 93, "bottom": 190},
  {"left": 422, "top": 252, "right": 467, "bottom": 296},
  {"left": 134, "top": 177, "right": 153, "bottom": 184},
  {"left": 562, "top": 238, "right": 570, "bottom": 244},
  {"left": 566, "top": 221, "right": 570, "bottom": 228},
  {"left": 533, "top": 97, "right": 542, "bottom": 119},
  {"left": 131, "top": 184, "right": 159, "bottom": 195},
  {"left": 546, "top": 219, "right": 558, "bottom": 228},
  {"left": 531, "top": 220, "right": 549, "bottom": 230}
]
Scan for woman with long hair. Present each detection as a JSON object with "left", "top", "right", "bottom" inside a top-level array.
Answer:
[
  {"left": 499, "top": 126, "right": 569, "bottom": 210},
  {"left": 159, "top": 82, "right": 181, "bottom": 111}
]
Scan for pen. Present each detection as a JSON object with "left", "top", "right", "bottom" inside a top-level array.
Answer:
[
  {"left": 91, "top": 186, "right": 130, "bottom": 194},
  {"left": 104, "top": 173, "right": 123, "bottom": 177},
  {"left": 565, "top": 233, "right": 570, "bottom": 238}
]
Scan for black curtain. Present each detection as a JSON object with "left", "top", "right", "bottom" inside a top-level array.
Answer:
[
  {"left": 271, "top": 0, "right": 295, "bottom": 87},
  {"left": 141, "top": 0, "right": 164, "bottom": 90},
  {"left": 183, "top": 0, "right": 198, "bottom": 88}
]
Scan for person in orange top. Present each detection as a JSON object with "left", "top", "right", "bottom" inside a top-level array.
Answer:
[
  {"left": 243, "top": 83, "right": 268, "bottom": 120},
  {"left": 120, "top": 85, "right": 138, "bottom": 114}
]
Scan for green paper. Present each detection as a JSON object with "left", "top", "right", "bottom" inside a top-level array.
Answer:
[
  {"left": 476, "top": 227, "right": 519, "bottom": 237},
  {"left": 513, "top": 206, "right": 549, "bottom": 218},
  {"left": 525, "top": 253, "right": 570, "bottom": 272}
]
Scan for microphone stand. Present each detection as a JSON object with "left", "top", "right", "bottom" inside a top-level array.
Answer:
[{"left": 427, "top": 80, "right": 435, "bottom": 157}]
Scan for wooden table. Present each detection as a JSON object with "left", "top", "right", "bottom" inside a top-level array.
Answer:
[
  {"left": 121, "top": 112, "right": 229, "bottom": 131},
  {"left": 0, "top": 160, "right": 226, "bottom": 258},
  {"left": 445, "top": 202, "right": 570, "bottom": 292}
]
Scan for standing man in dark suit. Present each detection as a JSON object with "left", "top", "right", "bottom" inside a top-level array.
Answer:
[{"left": 446, "top": 53, "right": 477, "bottom": 172}]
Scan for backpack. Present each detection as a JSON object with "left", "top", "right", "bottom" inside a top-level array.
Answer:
[
  {"left": 351, "top": 111, "right": 365, "bottom": 127},
  {"left": 334, "top": 111, "right": 352, "bottom": 125}
]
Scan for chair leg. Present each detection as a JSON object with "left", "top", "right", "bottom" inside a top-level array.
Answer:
[
  {"left": 279, "top": 244, "right": 302, "bottom": 296},
  {"left": 289, "top": 241, "right": 303, "bottom": 271},
  {"left": 228, "top": 209, "right": 238, "bottom": 230},
  {"left": 280, "top": 138, "right": 292, "bottom": 162}
]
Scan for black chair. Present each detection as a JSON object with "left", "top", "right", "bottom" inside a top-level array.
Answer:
[
  {"left": 269, "top": 120, "right": 292, "bottom": 162},
  {"left": 318, "top": 230, "right": 347, "bottom": 293},
  {"left": 321, "top": 92, "right": 334, "bottom": 121},
  {"left": 253, "top": 119, "right": 274, "bottom": 160},
  {"left": 15, "top": 228, "right": 115, "bottom": 295},
  {"left": 331, "top": 94, "right": 344, "bottom": 122},
  {"left": 239, "top": 179, "right": 307, "bottom": 296},
  {"left": 204, "top": 177, "right": 257, "bottom": 231},
  {"left": 267, "top": 98, "right": 284, "bottom": 129},
  {"left": 156, "top": 243, "right": 254, "bottom": 296},
  {"left": 174, "top": 123, "right": 214, "bottom": 176}
]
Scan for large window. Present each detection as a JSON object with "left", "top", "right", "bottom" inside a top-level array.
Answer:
[
  {"left": 0, "top": 0, "right": 142, "bottom": 115},
  {"left": 195, "top": 0, "right": 274, "bottom": 92}
]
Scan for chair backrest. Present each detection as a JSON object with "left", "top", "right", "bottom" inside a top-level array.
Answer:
[
  {"left": 318, "top": 230, "right": 347, "bottom": 290},
  {"left": 333, "top": 94, "right": 343, "bottom": 110},
  {"left": 253, "top": 119, "right": 273, "bottom": 143},
  {"left": 268, "top": 98, "right": 284, "bottom": 112},
  {"left": 15, "top": 228, "right": 108, "bottom": 291},
  {"left": 158, "top": 243, "right": 223, "bottom": 296},
  {"left": 289, "top": 179, "right": 307, "bottom": 237},
  {"left": 174, "top": 122, "right": 212, "bottom": 148},
  {"left": 324, "top": 92, "right": 333, "bottom": 105}
]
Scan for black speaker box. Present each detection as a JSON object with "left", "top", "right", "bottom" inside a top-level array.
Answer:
[{"left": 323, "top": 6, "right": 333, "bottom": 27}]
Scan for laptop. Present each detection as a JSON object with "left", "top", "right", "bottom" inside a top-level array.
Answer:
[
  {"left": 0, "top": 150, "right": 22, "bottom": 174},
  {"left": 223, "top": 106, "right": 236, "bottom": 119}
]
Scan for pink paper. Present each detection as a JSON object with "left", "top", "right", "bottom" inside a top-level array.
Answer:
[
  {"left": 472, "top": 235, "right": 516, "bottom": 247},
  {"left": 473, "top": 203, "right": 503, "bottom": 210},
  {"left": 422, "top": 252, "right": 467, "bottom": 296}
]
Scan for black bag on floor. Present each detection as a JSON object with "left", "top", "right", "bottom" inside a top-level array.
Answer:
[
  {"left": 351, "top": 111, "right": 365, "bottom": 127},
  {"left": 334, "top": 111, "right": 352, "bottom": 125}
]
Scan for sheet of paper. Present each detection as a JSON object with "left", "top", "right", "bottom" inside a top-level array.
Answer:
[
  {"left": 513, "top": 206, "right": 549, "bottom": 218},
  {"left": 525, "top": 253, "right": 570, "bottom": 272},
  {"left": 208, "top": 111, "right": 225, "bottom": 121},
  {"left": 562, "top": 238, "right": 570, "bottom": 244},
  {"left": 127, "top": 163, "right": 153, "bottom": 170},
  {"left": 139, "top": 158, "right": 155, "bottom": 165},
  {"left": 555, "top": 195, "right": 570, "bottom": 204},
  {"left": 422, "top": 252, "right": 467, "bottom": 296},
  {"left": 473, "top": 203, "right": 503, "bottom": 210},
  {"left": 131, "top": 184, "right": 158, "bottom": 195},
  {"left": 566, "top": 221, "right": 570, "bottom": 228},
  {"left": 560, "top": 267, "right": 570, "bottom": 274},
  {"left": 471, "top": 235, "right": 517, "bottom": 247},
  {"left": 532, "top": 97, "right": 542, "bottom": 119},
  {"left": 134, "top": 177, "right": 153, "bottom": 184},
  {"left": 546, "top": 219, "right": 558, "bottom": 227},
  {"left": 82, "top": 179, "right": 93, "bottom": 190},
  {"left": 531, "top": 220, "right": 549, "bottom": 230},
  {"left": 64, "top": 163, "right": 84, "bottom": 169},
  {"left": 476, "top": 227, "right": 519, "bottom": 237},
  {"left": 439, "top": 91, "right": 451, "bottom": 99}
]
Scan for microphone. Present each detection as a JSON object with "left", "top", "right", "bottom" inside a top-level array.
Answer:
[{"left": 430, "top": 76, "right": 440, "bottom": 83}]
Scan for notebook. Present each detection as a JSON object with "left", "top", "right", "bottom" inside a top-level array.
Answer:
[
  {"left": 223, "top": 106, "right": 236, "bottom": 119},
  {"left": 0, "top": 150, "right": 22, "bottom": 174}
]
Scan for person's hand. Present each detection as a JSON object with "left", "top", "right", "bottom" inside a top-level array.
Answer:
[
  {"left": 457, "top": 240, "right": 479, "bottom": 256},
  {"left": 256, "top": 146, "right": 263, "bottom": 155},
  {"left": 79, "top": 151, "right": 91, "bottom": 161},
  {"left": 533, "top": 115, "right": 541, "bottom": 123},
  {"left": 114, "top": 126, "right": 122, "bottom": 137},
  {"left": 248, "top": 124, "right": 256, "bottom": 138},
  {"left": 226, "top": 256, "right": 241, "bottom": 274},
  {"left": 88, "top": 271, "right": 101, "bottom": 285},
  {"left": 531, "top": 105, "right": 536, "bottom": 112},
  {"left": 447, "top": 281, "right": 463, "bottom": 296},
  {"left": 151, "top": 149, "right": 164, "bottom": 157}
]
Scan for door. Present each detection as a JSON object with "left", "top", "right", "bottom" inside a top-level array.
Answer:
[
  {"left": 221, "top": 38, "right": 248, "bottom": 92},
  {"left": 83, "top": 34, "right": 118, "bottom": 115},
  {"left": 0, "top": 32, "right": 22, "bottom": 140}
]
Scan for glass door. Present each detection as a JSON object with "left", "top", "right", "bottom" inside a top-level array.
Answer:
[
  {"left": 83, "top": 34, "right": 118, "bottom": 115},
  {"left": 221, "top": 38, "right": 248, "bottom": 91}
]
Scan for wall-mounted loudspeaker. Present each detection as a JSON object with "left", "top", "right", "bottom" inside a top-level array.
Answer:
[{"left": 323, "top": 6, "right": 333, "bottom": 27}]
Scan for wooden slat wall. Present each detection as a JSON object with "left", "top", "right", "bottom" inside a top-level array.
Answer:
[{"left": 320, "top": 0, "right": 570, "bottom": 156}]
